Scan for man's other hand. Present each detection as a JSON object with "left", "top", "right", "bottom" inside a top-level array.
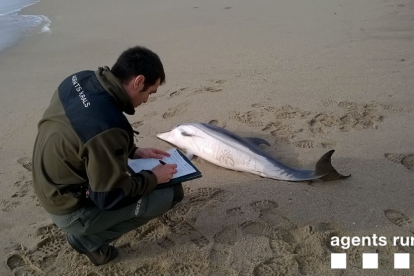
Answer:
[
  {"left": 151, "top": 164, "right": 178, "bottom": 184},
  {"left": 133, "top": 147, "right": 170, "bottom": 159}
]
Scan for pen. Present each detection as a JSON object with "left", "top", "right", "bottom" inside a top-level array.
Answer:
[{"left": 159, "top": 160, "right": 166, "bottom": 165}]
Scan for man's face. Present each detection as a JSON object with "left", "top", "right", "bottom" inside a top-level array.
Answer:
[{"left": 132, "top": 78, "right": 160, "bottom": 107}]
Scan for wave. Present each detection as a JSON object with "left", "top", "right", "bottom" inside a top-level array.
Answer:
[{"left": 0, "top": 0, "right": 51, "bottom": 54}]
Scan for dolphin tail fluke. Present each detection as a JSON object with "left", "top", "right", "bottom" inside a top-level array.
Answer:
[{"left": 315, "top": 150, "right": 351, "bottom": 181}]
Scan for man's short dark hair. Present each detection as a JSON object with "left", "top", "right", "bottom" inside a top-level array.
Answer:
[{"left": 111, "top": 46, "right": 165, "bottom": 90}]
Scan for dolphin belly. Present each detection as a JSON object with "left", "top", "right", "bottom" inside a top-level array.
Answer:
[{"left": 185, "top": 131, "right": 263, "bottom": 172}]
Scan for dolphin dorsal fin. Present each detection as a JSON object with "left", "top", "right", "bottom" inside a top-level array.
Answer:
[{"left": 244, "top": 137, "right": 270, "bottom": 147}]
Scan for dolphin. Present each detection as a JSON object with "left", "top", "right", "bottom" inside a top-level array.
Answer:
[{"left": 156, "top": 123, "right": 350, "bottom": 181}]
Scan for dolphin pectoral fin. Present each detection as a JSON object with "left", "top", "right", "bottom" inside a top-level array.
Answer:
[
  {"left": 315, "top": 150, "right": 351, "bottom": 181},
  {"left": 244, "top": 137, "right": 271, "bottom": 147}
]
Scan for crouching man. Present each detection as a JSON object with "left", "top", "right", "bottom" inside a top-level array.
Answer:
[{"left": 32, "top": 46, "right": 183, "bottom": 265}]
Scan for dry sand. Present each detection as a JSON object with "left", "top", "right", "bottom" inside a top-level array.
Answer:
[{"left": 1, "top": 0, "right": 414, "bottom": 275}]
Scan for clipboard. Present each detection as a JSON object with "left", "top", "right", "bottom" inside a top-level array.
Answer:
[{"left": 127, "top": 148, "right": 202, "bottom": 189}]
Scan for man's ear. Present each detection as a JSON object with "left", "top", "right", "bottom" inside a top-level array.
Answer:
[{"left": 133, "top": 75, "right": 145, "bottom": 91}]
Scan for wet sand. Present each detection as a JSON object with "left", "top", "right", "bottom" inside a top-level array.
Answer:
[{"left": 1, "top": 0, "right": 414, "bottom": 275}]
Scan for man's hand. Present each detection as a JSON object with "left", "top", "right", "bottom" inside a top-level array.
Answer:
[
  {"left": 133, "top": 147, "right": 170, "bottom": 159},
  {"left": 152, "top": 164, "right": 178, "bottom": 184}
]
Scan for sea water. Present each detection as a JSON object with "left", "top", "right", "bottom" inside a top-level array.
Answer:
[{"left": 0, "top": 0, "right": 50, "bottom": 54}]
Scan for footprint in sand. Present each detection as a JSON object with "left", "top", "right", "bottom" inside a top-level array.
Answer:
[
  {"left": 208, "top": 119, "right": 219, "bottom": 125},
  {"left": 6, "top": 253, "right": 41, "bottom": 276},
  {"left": 292, "top": 140, "right": 315, "bottom": 149},
  {"left": 85, "top": 272, "right": 100, "bottom": 276},
  {"left": 11, "top": 187, "right": 28, "bottom": 198},
  {"left": 208, "top": 79, "right": 227, "bottom": 84},
  {"left": 169, "top": 87, "right": 189, "bottom": 98},
  {"left": 231, "top": 110, "right": 264, "bottom": 128},
  {"left": 169, "top": 262, "right": 209, "bottom": 275},
  {"left": 384, "top": 153, "right": 406, "bottom": 163},
  {"left": 194, "top": 86, "right": 223, "bottom": 94},
  {"left": 32, "top": 236, "right": 67, "bottom": 270},
  {"left": 252, "top": 103, "right": 310, "bottom": 120},
  {"left": 384, "top": 209, "right": 414, "bottom": 230},
  {"left": 186, "top": 187, "right": 233, "bottom": 204},
  {"left": 11, "top": 180, "right": 32, "bottom": 199},
  {"left": 393, "top": 235, "right": 414, "bottom": 254},
  {"left": 168, "top": 221, "right": 210, "bottom": 248},
  {"left": 385, "top": 153, "right": 414, "bottom": 171},
  {"left": 241, "top": 221, "right": 274, "bottom": 238},
  {"left": 291, "top": 140, "right": 337, "bottom": 149},
  {"left": 36, "top": 223, "right": 64, "bottom": 239},
  {"left": 113, "top": 229, "right": 137, "bottom": 253},
  {"left": 6, "top": 224, "right": 68, "bottom": 274},
  {"left": 131, "top": 120, "right": 143, "bottom": 128},
  {"left": 208, "top": 119, "right": 228, "bottom": 128},
  {"left": 271, "top": 229, "right": 296, "bottom": 246},
  {"left": 158, "top": 186, "right": 235, "bottom": 248},
  {"left": 209, "top": 246, "right": 232, "bottom": 266},
  {"left": 226, "top": 206, "right": 244, "bottom": 216},
  {"left": 158, "top": 186, "right": 232, "bottom": 250},
  {"left": 308, "top": 113, "right": 340, "bottom": 134},
  {"left": 165, "top": 204, "right": 191, "bottom": 221},
  {"left": 6, "top": 253, "right": 26, "bottom": 271},
  {"left": 251, "top": 103, "right": 264, "bottom": 108},
  {"left": 250, "top": 200, "right": 279, "bottom": 212},
  {"left": 379, "top": 103, "right": 404, "bottom": 112},
  {"left": 162, "top": 102, "right": 188, "bottom": 119},
  {"left": 193, "top": 80, "right": 226, "bottom": 94},
  {"left": 17, "top": 157, "right": 33, "bottom": 172},
  {"left": 347, "top": 246, "right": 364, "bottom": 268},
  {"left": 8, "top": 223, "right": 138, "bottom": 275},
  {"left": 265, "top": 122, "right": 292, "bottom": 138},
  {"left": 315, "top": 222, "right": 341, "bottom": 233},
  {"left": 138, "top": 223, "right": 167, "bottom": 242},
  {"left": 135, "top": 264, "right": 164, "bottom": 276},
  {"left": 1, "top": 200, "right": 21, "bottom": 212},
  {"left": 338, "top": 101, "right": 359, "bottom": 111},
  {"left": 321, "top": 141, "right": 337, "bottom": 149},
  {"left": 148, "top": 96, "right": 158, "bottom": 103},
  {"left": 250, "top": 200, "right": 295, "bottom": 229},
  {"left": 32, "top": 224, "right": 67, "bottom": 270},
  {"left": 296, "top": 255, "right": 326, "bottom": 275},
  {"left": 214, "top": 225, "right": 241, "bottom": 245},
  {"left": 253, "top": 257, "right": 300, "bottom": 276},
  {"left": 261, "top": 211, "right": 296, "bottom": 230},
  {"left": 402, "top": 155, "right": 414, "bottom": 170},
  {"left": 309, "top": 102, "right": 384, "bottom": 133},
  {"left": 157, "top": 236, "right": 175, "bottom": 250},
  {"left": 95, "top": 264, "right": 132, "bottom": 276},
  {"left": 322, "top": 99, "right": 338, "bottom": 107}
]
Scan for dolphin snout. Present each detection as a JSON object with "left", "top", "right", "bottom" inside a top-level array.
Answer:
[{"left": 156, "top": 131, "right": 171, "bottom": 141}]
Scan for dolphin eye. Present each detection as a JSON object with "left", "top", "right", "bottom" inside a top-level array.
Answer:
[{"left": 181, "top": 131, "right": 193, "bottom": 137}]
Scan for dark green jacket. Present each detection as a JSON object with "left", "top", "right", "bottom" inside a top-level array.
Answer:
[{"left": 32, "top": 67, "right": 157, "bottom": 215}]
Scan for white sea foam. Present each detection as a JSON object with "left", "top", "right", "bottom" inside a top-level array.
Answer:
[{"left": 0, "top": 0, "right": 51, "bottom": 54}]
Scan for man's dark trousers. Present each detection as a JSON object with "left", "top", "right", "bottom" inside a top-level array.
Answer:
[{"left": 50, "top": 184, "right": 184, "bottom": 252}]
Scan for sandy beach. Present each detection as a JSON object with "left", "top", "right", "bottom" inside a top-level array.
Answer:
[{"left": 1, "top": 0, "right": 414, "bottom": 275}]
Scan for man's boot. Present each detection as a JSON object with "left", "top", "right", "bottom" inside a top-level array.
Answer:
[{"left": 66, "top": 234, "right": 118, "bottom": 266}]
